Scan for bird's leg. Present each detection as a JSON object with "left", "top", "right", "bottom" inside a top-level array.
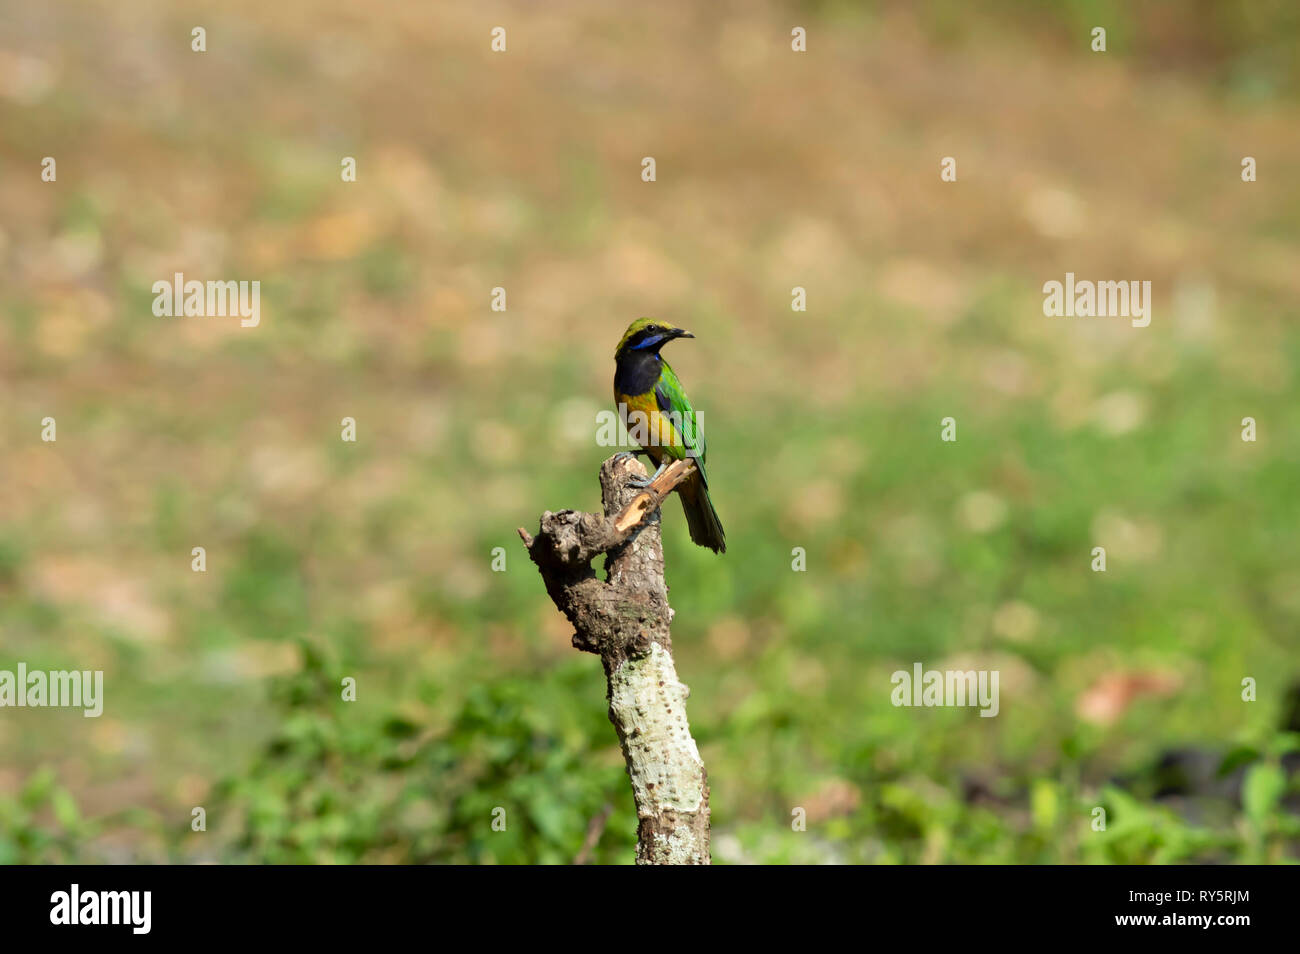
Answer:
[{"left": 627, "top": 459, "right": 669, "bottom": 489}]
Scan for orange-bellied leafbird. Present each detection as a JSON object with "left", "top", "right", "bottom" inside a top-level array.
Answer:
[{"left": 613, "top": 317, "right": 725, "bottom": 553}]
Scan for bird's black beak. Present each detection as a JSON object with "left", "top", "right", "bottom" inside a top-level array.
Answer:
[{"left": 673, "top": 329, "right": 695, "bottom": 340}]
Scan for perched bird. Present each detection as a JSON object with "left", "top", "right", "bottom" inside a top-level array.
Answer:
[{"left": 613, "top": 317, "right": 725, "bottom": 553}]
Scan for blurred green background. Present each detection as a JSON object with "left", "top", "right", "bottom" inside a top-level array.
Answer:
[{"left": 1, "top": 0, "right": 1298, "bottom": 863}]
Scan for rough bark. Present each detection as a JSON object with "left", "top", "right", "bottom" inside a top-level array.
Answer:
[{"left": 517, "top": 455, "right": 710, "bottom": 865}]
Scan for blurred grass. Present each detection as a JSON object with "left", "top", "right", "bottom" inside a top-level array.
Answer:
[{"left": 1, "top": 0, "right": 1298, "bottom": 863}]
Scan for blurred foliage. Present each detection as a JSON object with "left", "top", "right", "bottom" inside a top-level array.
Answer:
[
  {"left": 808, "top": 0, "right": 1300, "bottom": 100},
  {"left": 205, "top": 643, "right": 638, "bottom": 864},
  {"left": 0, "top": 768, "right": 88, "bottom": 864},
  {"left": 9, "top": 645, "right": 1295, "bottom": 864},
  {"left": 2, "top": 0, "right": 1299, "bottom": 864},
  {"left": 0, "top": 766, "right": 160, "bottom": 864}
]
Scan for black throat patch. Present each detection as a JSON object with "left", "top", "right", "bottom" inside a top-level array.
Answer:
[{"left": 614, "top": 350, "right": 662, "bottom": 397}]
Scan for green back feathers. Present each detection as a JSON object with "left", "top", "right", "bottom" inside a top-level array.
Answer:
[{"left": 654, "top": 360, "right": 708, "bottom": 479}]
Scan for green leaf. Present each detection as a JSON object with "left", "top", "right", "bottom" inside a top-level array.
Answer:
[
  {"left": 1242, "top": 762, "right": 1286, "bottom": 823},
  {"left": 21, "top": 768, "right": 55, "bottom": 809},
  {"left": 1217, "top": 745, "right": 1260, "bottom": 778},
  {"left": 51, "top": 788, "right": 80, "bottom": 830}
]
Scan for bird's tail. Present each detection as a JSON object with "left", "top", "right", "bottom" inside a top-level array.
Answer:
[{"left": 679, "top": 473, "right": 726, "bottom": 554}]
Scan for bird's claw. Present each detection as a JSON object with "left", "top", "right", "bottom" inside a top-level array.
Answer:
[
  {"left": 628, "top": 461, "right": 669, "bottom": 489},
  {"left": 611, "top": 450, "right": 647, "bottom": 469},
  {"left": 614, "top": 450, "right": 665, "bottom": 488}
]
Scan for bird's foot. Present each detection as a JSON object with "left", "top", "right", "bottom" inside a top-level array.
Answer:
[
  {"left": 613, "top": 449, "right": 652, "bottom": 483},
  {"left": 627, "top": 461, "right": 668, "bottom": 488}
]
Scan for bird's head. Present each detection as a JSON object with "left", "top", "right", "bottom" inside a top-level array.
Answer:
[{"left": 615, "top": 317, "right": 694, "bottom": 359}]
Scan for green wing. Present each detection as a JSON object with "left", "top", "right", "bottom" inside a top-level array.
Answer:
[{"left": 655, "top": 359, "right": 708, "bottom": 482}]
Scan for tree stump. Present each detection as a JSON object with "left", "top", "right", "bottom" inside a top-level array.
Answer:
[{"left": 518, "top": 455, "right": 710, "bottom": 865}]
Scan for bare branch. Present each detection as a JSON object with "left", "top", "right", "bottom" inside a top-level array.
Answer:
[{"left": 573, "top": 802, "right": 614, "bottom": 865}]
